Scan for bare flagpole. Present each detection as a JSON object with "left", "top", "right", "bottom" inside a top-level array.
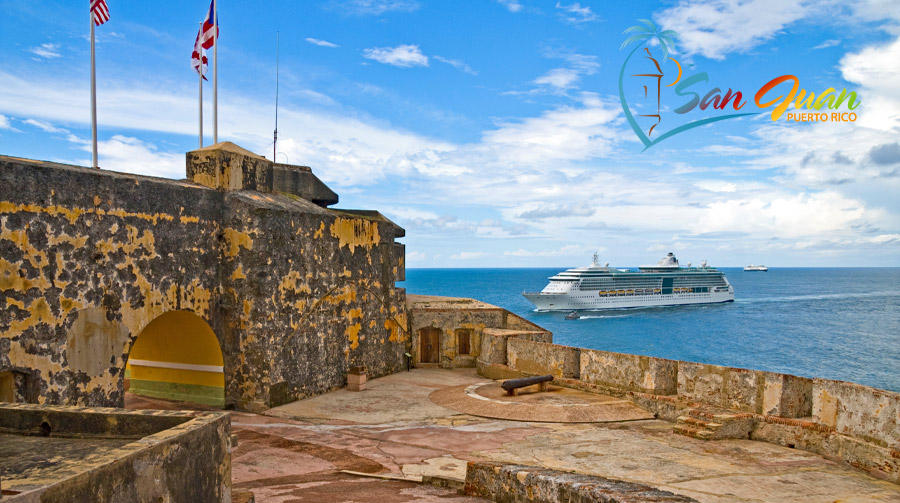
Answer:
[
  {"left": 273, "top": 31, "right": 279, "bottom": 162},
  {"left": 199, "top": 22, "right": 204, "bottom": 149},
  {"left": 213, "top": 0, "right": 218, "bottom": 144},
  {"left": 90, "top": 12, "right": 99, "bottom": 169}
]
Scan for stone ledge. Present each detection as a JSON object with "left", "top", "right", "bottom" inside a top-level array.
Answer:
[{"left": 464, "top": 461, "right": 698, "bottom": 503}]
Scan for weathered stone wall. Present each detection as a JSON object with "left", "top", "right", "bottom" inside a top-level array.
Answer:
[
  {"left": 0, "top": 157, "right": 224, "bottom": 407},
  {"left": 0, "top": 146, "right": 406, "bottom": 411},
  {"left": 497, "top": 338, "right": 815, "bottom": 416},
  {"left": 812, "top": 378, "right": 900, "bottom": 449},
  {"left": 478, "top": 328, "right": 552, "bottom": 366},
  {"left": 580, "top": 348, "right": 678, "bottom": 395},
  {"left": 464, "top": 461, "right": 698, "bottom": 503},
  {"left": 224, "top": 194, "right": 407, "bottom": 408},
  {"left": 676, "top": 361, "right": 813, "bottom": 416},
  {"left": 507, "top": 338, "right": 579, "bottom": 379},
  {"left": 1, "top": 403, "right": 231, "bottom": 502}
]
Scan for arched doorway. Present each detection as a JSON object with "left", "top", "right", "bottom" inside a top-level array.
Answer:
[{"left": 125, "top": 310, "right": 224, "bottom": 407}]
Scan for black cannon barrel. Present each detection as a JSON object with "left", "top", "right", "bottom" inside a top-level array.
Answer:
[{"left": 501, "top": 375, "right": 554, "bottom": 391}]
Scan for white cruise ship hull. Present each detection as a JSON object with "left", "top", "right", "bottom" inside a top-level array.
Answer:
[{"left": 523, "top": 290, "right": 734, "bottom": 311}]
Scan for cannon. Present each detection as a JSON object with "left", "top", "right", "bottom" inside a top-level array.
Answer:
[{"left": 501, "top": 375, "right": 554, "bottom": 396}]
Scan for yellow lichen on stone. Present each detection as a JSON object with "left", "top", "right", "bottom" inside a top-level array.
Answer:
[
  {"left": 279, "top": 270, "right": 312, "bottom": 298},
  {"left": 324, "top": 285, "right": 357, "bottom": 305},
  {"left": 346, "top": 323, "right": 362, "bottom": 350},
  {"left": 330, "top": 217, "right": 380, "bottom": 252},
  {"left": 0, "top": 257, "right": 51, "bottom": 292},
  {"left": 313, "top": 222, "right": 325, "bottom": 239},
  {"left": 223, "top": 228, "right": 254, "bottom": 257},
  {"left": 231, "top": 265, "right": 247, "bottom": 280}
]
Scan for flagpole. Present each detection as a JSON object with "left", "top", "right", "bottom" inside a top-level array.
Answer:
[
  {"left": 199, "top": 23, "right": 204, "bottom": 149},
  {"left": 213, "top": 0, "right": 218, "bottom": 144},
  {"left": 273, "top": 31, "right": 279, "bottom": 162},
  {"left": 90, "top": 14, "right": 99, "bottom": 169}
]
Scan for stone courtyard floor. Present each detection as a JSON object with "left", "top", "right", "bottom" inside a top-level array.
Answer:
[{"left": 129, "top": 368, "right": 900, "bottom": 503}]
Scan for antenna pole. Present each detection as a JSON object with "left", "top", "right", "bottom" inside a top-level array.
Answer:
[{"left": 274, "top": 31, "right": 279, "bottom": 163}]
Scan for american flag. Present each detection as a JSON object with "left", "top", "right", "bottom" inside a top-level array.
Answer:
[
  {"left": 191, "top": 28, "right": 208, "bottom": 79},
  {"left": 198, "top": 0, "right": 218, "bottom": 50},
  {"left": 90, "top": 0, "right": 110, "bottom": 26}
]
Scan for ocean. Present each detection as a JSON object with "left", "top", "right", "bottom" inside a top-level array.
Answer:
[{"left": 401, "top": 267, "right": 900, "bottom": 393}]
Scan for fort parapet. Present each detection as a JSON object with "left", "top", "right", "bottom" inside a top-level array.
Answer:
[{"left": 0, "top": 143, "right": 407, "bottom": 411}]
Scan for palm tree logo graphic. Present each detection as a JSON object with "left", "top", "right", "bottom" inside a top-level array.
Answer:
[{"left": 619, "top": 20, "right": 756, "bottom": 151}]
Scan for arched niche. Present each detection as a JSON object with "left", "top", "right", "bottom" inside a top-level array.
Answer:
[{"left": 125, "top": 310, "right": 224, "bottom": 407}]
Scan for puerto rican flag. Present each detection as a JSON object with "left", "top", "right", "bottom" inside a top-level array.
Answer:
[
  {"left": 191, "top": 27, "right": 208, "bottom": 79},
  {"left": 198, "top": 0, "right": 218, "bottom": 50}
]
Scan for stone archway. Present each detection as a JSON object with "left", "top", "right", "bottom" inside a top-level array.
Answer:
[{"left": 125, "top": 310, "right": 224, "bottom": 407}]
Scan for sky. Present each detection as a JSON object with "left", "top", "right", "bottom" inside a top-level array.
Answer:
[{"left": 1, "top": 0, "right": 899, "bottom": 268}]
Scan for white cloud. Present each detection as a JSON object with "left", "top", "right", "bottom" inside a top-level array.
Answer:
[
  {"left": 28, "top": 43, "right": 61, "bottom": 59},
  {"left": 497, "top": 0, "right": 523, "bottom": 13},
  {"left": 517, "top": 202, "right": 595, "bottom": 220},
  {"left": 450, "top": 251, "right": 485, "bottom": 260},
  {"left": 74, "top": 135, "right": 185, "bottom": 179},
  {"left": 0, "top": 114, "right": 12, "bottom": 130},
  {"left": 23, "top": 119, "right": 68, "bottom": 134},
  {"left": 0, "top": 70, "right": 451, "bottom": 184},
  {"left": 555, "top": 2, "right": 598, "bottom": 24},
  {"left": 813, "top": 39, "right": 841, "bottom": 50},
  {"left": 654, "top": 0, "right": 808, "bottom": 60},
  {"left": 336, "top": 0, "right": 419, "bottom": 15},
  {"left": 433, "top": 56, "right": 477, "bottom": 75},
  {"left": 406, "top": 250, "right": 427, "bottom": 262},
  {"left": 528, "top": 52, "right": 599, "bottom": 93},
  {"left": 504, "top": 244, "right": 588, "bottom": 256},
  {"left": 478, "top": 93, "right": 622, "bottom": 165},
  {"left": 693, "top": 191, "right": 873, "bottom": 239},
  {"left": 840, "top": 35, "right": 900, "bottom": 131},
  {"left": 694, "top": 180, "right": 738, "bottom": 193},
  {"left": 363, "top": 44, "right": 429, "bottom": 67},
  {"left": 305, "top": 37, "right": 340, "bottom": 48},
  {"left": 534, "top": 68, "right": 581, "bottom": 89}
]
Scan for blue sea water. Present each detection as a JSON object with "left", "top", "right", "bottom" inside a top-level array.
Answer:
[{"left": 401, "top": 268, "right": 900, "bottom": 393}]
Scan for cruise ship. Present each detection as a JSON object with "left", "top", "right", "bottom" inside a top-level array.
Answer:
[{"left": 523, "top": 252, "right": 734, "bottom": 311}]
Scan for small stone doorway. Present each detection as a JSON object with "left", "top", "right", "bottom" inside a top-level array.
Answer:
[{"left": 419, "top": 328, "right": 440, "bottom": 364}]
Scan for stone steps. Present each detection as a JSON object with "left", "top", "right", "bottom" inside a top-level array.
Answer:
[
  {"left": 672, "top": 424, "right": 714, "bottom": 440},
  {"left": 673, "top": 408, "right": 755, "bottom": 440}
]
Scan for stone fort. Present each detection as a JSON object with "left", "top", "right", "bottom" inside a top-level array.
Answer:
[{"left": 0, "top": 142, "right": 407, "bottom": 411}]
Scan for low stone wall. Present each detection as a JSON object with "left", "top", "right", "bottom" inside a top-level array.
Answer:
[
  {"left": 481, "top": 335, "right": 900, "bottom": 484},
  {"left": 813, "top": 378, "right": 900, "bottom": 449},
  {"left": 1, "top": 403, "right": 231, "bottom": 502},
  {"left": 498, "top": 338, "right": 814, "bottom": 417},
  {"left": 507, "top": 338, "right": 579, "bottom": 379},
  {"left": 677, "top": 362, "right": 813, "bottom": 417},
  {"left": 580, "top": 348, "right": 677, "bottom": 395},
  {"left": 464, "top": 461, "right": 697, "bottom": 503},
  {"left": 479, "top": 328, "right": 553, "bottom": 367}
]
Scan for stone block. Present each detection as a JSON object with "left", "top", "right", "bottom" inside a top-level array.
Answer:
[
  {"left": 580, "top": 348, "right": 677, "bottom": 395},
  {"left": 812, "top": 378, "right": 900, "bottom": 448},
  {"left": 464, "top": 461, "right": 698, "bottom": 502},
  {"left": 186, "top": 142, "right": 273, "bottom": 192},
  {"left": 507, "top": 338, "right": 580, "bottom": 378},
  {"left": 348, "top": 366, "right": 367, "bottom": 391}
]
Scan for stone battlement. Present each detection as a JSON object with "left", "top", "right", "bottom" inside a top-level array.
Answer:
[{"left": 0, "top": 144, "right": 406, "bottom": 411}]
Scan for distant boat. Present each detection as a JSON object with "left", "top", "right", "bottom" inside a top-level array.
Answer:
[
  {"left": 565, "top": 311, "right": 580, "bottom": 320},
  {"left": 744, "top": 264, "right": 768, "bottom": 272}
]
